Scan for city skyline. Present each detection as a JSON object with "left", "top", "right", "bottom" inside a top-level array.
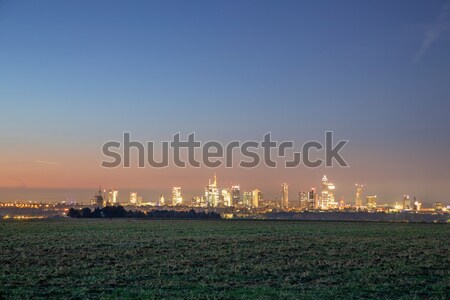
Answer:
[{"left": 0, "top": 173, "right": 437, "bottom": 209}]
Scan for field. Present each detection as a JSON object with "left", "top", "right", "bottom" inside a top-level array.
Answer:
[{"left": 0, "top": 220, "right": 448, "bottom": 299}]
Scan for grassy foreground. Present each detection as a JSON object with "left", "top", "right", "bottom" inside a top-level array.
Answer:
[{"left": 0, "top": 219, "right": 448, "bottom": 299}]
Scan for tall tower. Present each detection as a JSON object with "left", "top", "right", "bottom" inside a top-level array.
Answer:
[
  {"left": 319, "top": 175, "right": 336, "bottom": 209},
  {"left": 252, "top": 189, "right": 261, "bottom": 208},
  {"left": 94, "top": 186, "right": 104, "bottom": 207},
  {"left": 299, "top": 192, "right": 308, "bottom": 210},
  {"left": 281, "top": 183, "right": 289, "bottom": 209},
  {"left": 242, "top": 191, "right": 252, "bottom": 208},
  {"left": 130, "top": 192, "right": 138, "bottom": 205},
  {"left": 205, "top": 174, "right": 219, "bottom": 207},
  {"left": 413, "top": 197, "right": 421, "bottom": 211},
  {"left": 108, "top": 189, "right": 118, "bottom": 206},
  {"left": 231, "top": 185, "right": 241, "bottom": 207},
  {"left": 355, "top": 184, "right": 364, "bottom": 207},
  {"left": 308, "top": 188, "right": 316, "bottom": 210},
  {"left": 403, "top": 195, "right": 410, "bottom": 210},
  {"left": 221, "top": 189, "right": 232, "bottom": 207},
  {"left": 320, "top": 176, "right": 329, "bottom": 209},
  {"left": 172, "top": 187, "right": 183, "bottom": 206},
  {"left": 366, "top": 195, "right": 377, "bottom": 210}
]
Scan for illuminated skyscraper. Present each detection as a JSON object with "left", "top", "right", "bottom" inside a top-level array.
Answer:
[
  {"left": 130, "top": 192, "right": 138, "bottom": 205},
  {"left": 159, "top": 194, "right": 165, "bottom": 206},
  {"left": 108, "top": 189, "right": 118, "bottom": 206},
  {"left": 319, "top": 175, "right": 337, "bottom": 210},
  {"left": 355, "top": 184, "right": 364, "bottom": 207},
  {"left": 172, "top": 187, "right": 183, "bottom": 206},
  {"left": 221, "top": 189, "right": 232, "bottom": 207},
  {"left": 281, "top": 183, "right": 289, "bottom": 209},
  {"left": 308, "top": 188, "right": 316, "bottom": 210},
  {"left": 242, "top": 191, "right": 252, "bottom": 208},
  {"left": 413, "top": 197, "right": 422, "bottom": 211},
  {"left": 205, "top": 174, "right": 219, "bottom": 207},
  {"left": 366, "top": 195, "right": 377, "bottom": 210},
  {"left": 231, "top": 185, "right": 241, "bottom": 207},
  {"left": 299, "top": 192, "right": 308, "bottom": 210},
  {"left": 403, "top": 195, "right": 410, "bottom": 210},
  {"left": 252, "top": 189, "right": 262, "bottom": 208},
  {"left": 92, "top": 187, "right": 104, "bottom": 207}
]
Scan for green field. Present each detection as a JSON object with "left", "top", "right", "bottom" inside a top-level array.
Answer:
[{"left": 0, "top": 220, "right": 448, "bottom": 299}]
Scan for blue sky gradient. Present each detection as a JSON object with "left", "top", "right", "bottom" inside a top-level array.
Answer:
[{"left": 0, "top": 1, "right": 449, "bottom": 204}]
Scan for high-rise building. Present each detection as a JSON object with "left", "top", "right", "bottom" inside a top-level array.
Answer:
[
  {"left": 308, "top": 188, "right": 316, "bottom": 210},
  {"left": 205, "top": 174, "right": 220, "bottom": 207},
  {"left": 281, "top": 183, "right": 289, "bottom": 209},
  {"left": 403, "top": 195, "right": 410, "bottom": 210},
  {"left": 105, "top": 189, "right": 119, "bottom": 206},
  {"left": 222, "top": 189, "right": 232, "bottom": 207},
  {"left": 231, "top": 185, "right": 241, "bottom": 207},
  {"left": 252, "top": 189, "right": 262, "bottom": 208},
  {"left": 366, "top": 195, "right": 377, "bottom": 210},
  {"left": 413, "top": 197, "right": 422, "bottom": 211},
  {"left": 92, "top": 187, "right": 104, "bottom": 207},
  {"left": 319, "top": 175, "right": 337, "bottom": 210},
  {"left": 172, "top": 187, "right": 183, "bottom": 206},
  {"left": 130, "top": 192, "right": 138, "bottom": 205},
  {"left": 242, "top": 191, "right": 252, "bottom": 208},
  {"left": 299, "top": 192, "right": 308, "bottom": 210},
  {"left": 159, "top": 194, "right": 165, "bottom": 206},
  {"left": 355, "top": 184, "right": 364, "bottom": 207}
]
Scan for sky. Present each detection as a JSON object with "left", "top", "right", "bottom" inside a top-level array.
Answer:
[{"left": 0, "top": 0, "right": 449, "bottom": 205}]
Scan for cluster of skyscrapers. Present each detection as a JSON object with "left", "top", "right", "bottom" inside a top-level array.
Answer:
[
  {"left": 192, "top": 175, "right": 264, "bottom": 208},
  {"left": 91, "top": 174, "right": 423, "bottom": 212}
]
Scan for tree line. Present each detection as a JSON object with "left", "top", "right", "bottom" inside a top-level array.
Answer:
[{"left": 67, "top": 206, "right": 221, "bottom": 219}]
